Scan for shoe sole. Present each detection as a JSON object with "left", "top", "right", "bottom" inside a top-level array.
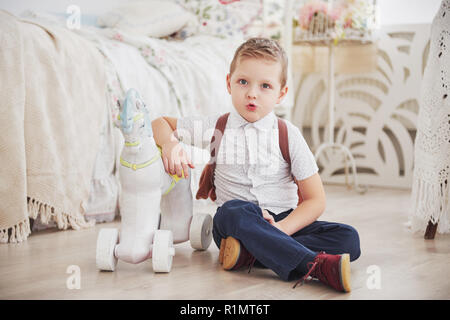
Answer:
[
  {"left": 219, "top": 238, "right": 226, "bottom": 264},
  {"left": 222, "top": 236, "right": 241, "bottom": 270},
  {"left": 339, "top": 253, "right": 351, "bottom": 292}
]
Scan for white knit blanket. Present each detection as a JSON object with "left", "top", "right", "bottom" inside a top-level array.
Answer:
[
  {"left": 0, "top": 11, "right": 106, "bottom": 243},
  {"left": 410, "top": 0, "right": 450, "bottom": 234}
]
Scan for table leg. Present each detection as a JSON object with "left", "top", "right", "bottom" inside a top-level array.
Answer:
[{"left": 424, "top": 220, "right": 438, "bottom": 239}]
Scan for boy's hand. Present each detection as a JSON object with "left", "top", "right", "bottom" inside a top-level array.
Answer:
[
  {"left": 261, "top": 208, "right": 285, "bottom": 234},
  {"left": 261, "top": 209, "right": 274, "bottom": 223},
  {"left": 161, "top": 140, "right": 195, "bottom": 178}
]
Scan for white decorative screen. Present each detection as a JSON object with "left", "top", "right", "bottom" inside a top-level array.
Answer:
[{"left": 291, "top": 24, "right": 431, "bottom": 189}]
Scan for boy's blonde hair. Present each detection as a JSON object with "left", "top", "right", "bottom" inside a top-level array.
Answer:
[{"left": 229, "top": 37, "right": 288, "bottom": 88}]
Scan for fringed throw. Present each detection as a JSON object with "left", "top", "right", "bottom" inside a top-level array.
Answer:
[
  {"left": 0, "top": 11, "right": 106, "bottom": 243},
  {"left": 409, "top": 1, "right": 450, "bottom": 234}
]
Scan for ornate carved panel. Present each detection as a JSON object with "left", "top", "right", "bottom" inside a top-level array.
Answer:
[{"left": 292, "top": 24, "right": 431, "bottom": 189}]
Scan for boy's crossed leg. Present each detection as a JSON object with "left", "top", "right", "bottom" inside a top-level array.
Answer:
[{"left": 212, "top": 199, "right": 361, "bottom": 292}]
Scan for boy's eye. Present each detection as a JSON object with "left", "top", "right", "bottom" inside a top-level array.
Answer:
[
  {"left": 239, "top": 79, "right": 247, "bottom": 85},
  {"left": 262, "top": 83, "right": 271, "bottom": 89}
]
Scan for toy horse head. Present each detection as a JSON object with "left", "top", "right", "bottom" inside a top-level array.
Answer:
[{"left": 115, "top": 89, "right": 154, "bottom": 142}]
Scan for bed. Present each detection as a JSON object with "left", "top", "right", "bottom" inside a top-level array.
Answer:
[{"left": 0, "top": 0, "right": 295, "bottom": 243}]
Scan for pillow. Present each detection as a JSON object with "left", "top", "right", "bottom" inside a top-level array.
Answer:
[
  {"left": 172, "top": 0, "right": 263, "bottom": 39},
  {"left": 19, "top": 10, "right": 67, "bottom": 26},
  {"left": 261, "top": 0, "right": 285, "bottom": 40},
  {"left": 97, "top": 0, "right": 197, "bottom": 38},
  {"left": 20, "top": 10, "right": 101, "bottom": 28}
]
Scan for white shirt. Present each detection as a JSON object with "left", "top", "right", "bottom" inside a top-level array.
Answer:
[{"left": 176, "top": 109, "right": 318, "bottom": 214}]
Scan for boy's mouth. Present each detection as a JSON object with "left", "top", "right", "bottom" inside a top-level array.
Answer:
[{"left": 246, "top": 103, "right": 257, "bottom": 111}]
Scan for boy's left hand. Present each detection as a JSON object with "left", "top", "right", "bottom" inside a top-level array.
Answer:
[{"left": 261, "top": 209, "right": 285, "bottom": 234}]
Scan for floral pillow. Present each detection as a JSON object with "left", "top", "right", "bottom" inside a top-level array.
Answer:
[
  {"left": 172, "top": 0, "right": 264, "bottom": 39},
  {"left": 97, "top": 0, "right": 196, "bottom": 38},
  {"left": 261, "top": 0, "right": 285, "bottom": 40}
]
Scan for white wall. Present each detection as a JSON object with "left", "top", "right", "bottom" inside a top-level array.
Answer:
[
  {"left": 0, "top": 0, "right": 443, "bottom": 24},
  {"left": 377, "top": 0, "right": 441, "bottom": 25}
]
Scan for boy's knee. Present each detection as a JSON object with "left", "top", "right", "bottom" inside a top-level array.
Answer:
[
  {"left": 214, "top": 201, "right": 241, "bottom": 228},
  {"left": 215, "top": 199, "right": 254, "bottom": 221},
  {"left": 212, "top": 200, "right": 246, "bottom": 246},
  {"left": 221, "top": 199, "right": 250, "bottom": 212},
  {"left": 341, "top": 224, "right": 361, "bottom": 261},
  {"left": 213, "top": 199, "right": 261, "bottom": 234}
]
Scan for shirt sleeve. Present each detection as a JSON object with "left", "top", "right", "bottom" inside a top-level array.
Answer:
[
  {"left": 176, "top": 114, "right": 221, "bottom": 150},
  {"left": 286, "top": 121, "right": 319, "bottom": 181}
]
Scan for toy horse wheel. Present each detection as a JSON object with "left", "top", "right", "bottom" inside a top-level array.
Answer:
[
  {"left": 152, "top": 230, "right": 175, "bottom": 273},
  {"left": 189, "top": 213, "right": 213, "bottom": 251},
  {"left": 96, "top": 228, "right": 119, "bottom": 271}
]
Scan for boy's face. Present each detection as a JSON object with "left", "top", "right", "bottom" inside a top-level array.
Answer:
[{"left": 227, "top": 57, "right": 288, "bottom": 123}]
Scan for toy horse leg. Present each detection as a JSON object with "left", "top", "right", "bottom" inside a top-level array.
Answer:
[
  {"left": 160, "top": 174, "right": 193, "bottom": 243},
  {"left": 160, "top": 173, "right": 213, "bottom": 250},
  {"left": 114, "top": 149, "right": 163, "bottom": 264},
  {"left": 114, "top": 188, "right": 162, "bottom": 264}
]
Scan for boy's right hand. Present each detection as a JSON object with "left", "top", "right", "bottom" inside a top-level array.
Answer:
[
  {"left": 262, "top": 208, "right": 285, "bottom": 234},
  {"left": 161, "top": 140, "right": 195, "bottom": 178},
  {"left": 261, "top": 209, "right": 274, "bottom": 224}
]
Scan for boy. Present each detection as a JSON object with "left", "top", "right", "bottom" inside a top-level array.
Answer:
[{"left": 151, "top": 38, "right": 360, "bottom": 292}]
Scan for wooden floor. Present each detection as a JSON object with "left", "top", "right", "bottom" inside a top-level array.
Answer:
[{"left": 1, "top": 185, "right": 449, "bottom": 300}]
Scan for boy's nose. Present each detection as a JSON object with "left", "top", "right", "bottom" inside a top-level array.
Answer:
[{"left": 247, "top": 87, "right": 257, "bottom": 99}]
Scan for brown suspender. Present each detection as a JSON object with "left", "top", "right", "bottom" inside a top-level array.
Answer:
[
  {"left": 277, "top": 117, "right": 291, "bottom": 164},
  {"left": 196, "top": 112, "right": 303, "bottom": 206},
  {"left": 277, "top": 118, "right": 304, "bottom": 205},
  {"left": 195, "top": 113, "right": 230, "bottom": 201}
]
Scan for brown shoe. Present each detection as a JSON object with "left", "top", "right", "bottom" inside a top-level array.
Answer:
[{"left": 220, "top": 236, "right": 256, "bottom": 272}]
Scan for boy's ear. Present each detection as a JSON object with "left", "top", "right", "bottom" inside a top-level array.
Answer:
[
  {"left": 226, "top": 74, "right": 231, "bottom": 94},
  {"left": 277, "top": 86, "right": 288, "bottom": 104}
]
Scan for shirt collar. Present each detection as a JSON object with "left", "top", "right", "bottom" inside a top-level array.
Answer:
[{"left": 227, "top": 108, "right": 276, "bottom": 132}]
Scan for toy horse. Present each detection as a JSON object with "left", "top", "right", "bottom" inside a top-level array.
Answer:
[{"left": 96, "top": 88, "right": 213, "bottom": 272}]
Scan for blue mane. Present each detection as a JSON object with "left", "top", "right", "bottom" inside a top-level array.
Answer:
[
  {"left": 120, "top": 91, "right": 133, "bottom": 134},
  {"left": 121, "top": 88, "right": 153, "bottom": 137}
]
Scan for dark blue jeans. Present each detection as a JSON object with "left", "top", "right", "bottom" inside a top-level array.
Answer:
[{"left": 212, "top": 199, "right": 361, "bottom": 281}]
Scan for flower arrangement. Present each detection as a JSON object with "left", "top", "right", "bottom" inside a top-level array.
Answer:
[
  {"left": 298, "top": 0, "right": 339, "bottom": 30},
  {"left": 334, "top": 0, "right": 377, "bottom": 41},
  {"left": 294, "top": 0, "right": 376, "bottom": 43}
]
